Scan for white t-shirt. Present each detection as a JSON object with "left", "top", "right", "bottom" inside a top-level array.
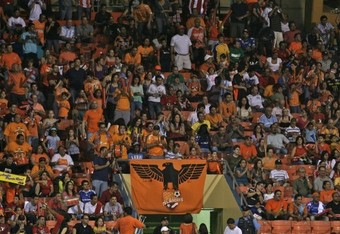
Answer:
[
  {"left": 223, "top": 226, "right": 242, "bottom": 234},
  {"left": 267, "top": 57, "right": 282, "bottom": 72},
  {"left": 84, "top": 202, "right": 103, "bottom": 215},
  {"left": 51, "top": 153, "right": 74, "bottom": 172},
  {"left": 147, "top": 83, "right": 166, "bottom": 103},
  {"left": 170, "top": 34, "right": 192, "bottom": 54}
]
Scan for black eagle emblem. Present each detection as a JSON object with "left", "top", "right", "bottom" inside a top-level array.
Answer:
[{"left": 131, "top": 162, "right": 205, "bottom": 190}]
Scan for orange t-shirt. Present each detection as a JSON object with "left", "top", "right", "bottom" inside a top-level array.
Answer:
[
  {"left": 180, "top": 223, "right": 197, "bottom": 234},
  {"left": 8, "top": 72, "right": 26, "bottom": 95},
  {"left": 25, "top": 115, "right": 41, "bottom": 137},
  {"left": 320, "top": 189, "right": 335, "bottom": 204},
  {"left": 137, "top": 46, "right": 154, "bottom": 58},
  {"left": 58, "top": 100, "right": 71, "bottom": 118},
  {"left": 265, "top": 198, "right": 288, "bottom": 213},
  {"left": 59, "top": 51, "right": 77, "bottom": 63},
  {"left": 219, "top": 101, "right": 236, "bottom": 119},
  {"left": 31, "top": 165, "right": 55, "bottom": 180},
  {"left": 89, "top": 131, "right": 112, "bottom": 150},
  {"left": 4, "top": 122, "right": 30, "bottom": 143},
  {"left": 111, "top": 133, "right": 131, "bottom": 159},
  {"left": 289, "top": 41, "right": 302, "bottom": 53},
  {"left": 113, "top": 215, "right": 144, "bottom": 234},
  {"left": 115, "top": 91, "right": 131, "bottom": 111},
  {"left": 146, "top": 134, "right": 165, "bottom": 157},
  {"left": 84, "top": 79, "right": 102, "bottom": 95},
  {"left": 205, "top": 113, "right": 223, "bottom": 126},
  {"left": 1, "top": 52, "right": 21, "bottom": 69},
  {"left": 262, "top": 156, "right": 278, "bottom": 170},
  {"left": 124, "top": 53, "right": 142, "bottom": 65},
  {"left": 33, "top": 20, "right": 46, "bottom": 45},
  {"left": 83, "top": 109, "right": 103, "bottom": 133},
  {"left": 5, "top": 141, "right": 32, "bottom": 165},
  {"left": 240, "top": 144, "right": 257, "bottom": 161},
  {"left": 31, "top": 153, "right": 49, "bottom": 165}
]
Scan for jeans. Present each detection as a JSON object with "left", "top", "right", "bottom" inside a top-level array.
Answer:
[
  {"left": 78, "top": 6, "right": 91, "bottom": 20},
  {"left": 130, "top": 101, "right": 143, "bottom": 119},
  {"left": 60, "top": 6, "right": 73, "bottom": 20},
  {"left": 148, "top": 101, "right": 162, "bottom": 120},
  {"left": 92, "top": 180, "right": 108, "bottom": 198}
]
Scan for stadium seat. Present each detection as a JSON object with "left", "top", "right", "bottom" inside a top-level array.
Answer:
[
  {"left": 271, "top": 220, "right": 292, "bottom": 234},
  {"left": 105, "top": 221, "right": 117, "bottom": 230},
  {"left": 252, "top": 112, "right": 263, "bottom": 123},
  {"left": 302, "top": 197, "right": 312, "bottom": 204},
  {"left": 311, "top": 221, "right": 331, "bottom": 234},
  {"left": 331, "top": 221, "right": 340, "bottom": 234},
  {"left": 291, "top": 221, "right": 311, "bottom": 234},
  {"left": 258, "top": 220, "right": 272, "bottom": 234}
]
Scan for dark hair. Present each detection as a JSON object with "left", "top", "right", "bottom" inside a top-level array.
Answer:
[
  {"left": 124, "top": 206, "right": 133, "bottom": 215},
  {"left": 198, "top": 223, "right": 208, "bottom": 234},
  {"left": 238, "top": 97, "right": 250, "bottom": 109},
  {"left": 81, "top": 180, "right": 89, "bottom": 186},
  {"left": 322, "top": 180, "right": 331, "bottom": 189},
  {"left": 90, "top": 194, "right": 97, "bottom": 200},
  {"left": 183, "top": 213, "right": 193, "bottom": 223},
  {"left": 295, "top": 136, "right": 305, "bottom": 145},
  {"left": 294, "top": 194, "right": 302, "bottom": 200},
  {"left": 274, "top": 189, "right": 282, "bottom": 195},
  {"left": 253, "top": 158, "right": 263, "bottom": 170},
  {"left": 95, "top": 216, "right": 104, "bottom": 227},
  {"left": 227, "top": 218, "right": 235, "bottom": 225}
]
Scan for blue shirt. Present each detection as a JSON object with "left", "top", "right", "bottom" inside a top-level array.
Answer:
[
  {"left": 236, "top": 216, "right": 261, "bottom": 231},
  {"left": 79, "top": 189, "right": 96, "bottom": 203},
  {"left": 128, "top": 152, "right": 145, "bottom": 159},
  {"left": 259, "top": 114, "right": 278, "bottom": 129},
  {"left": 306, "top": 201, "right": 325, "bottom": 215},
  {"left": 21, "top": 32, "right": 38, "bottom": 54}
]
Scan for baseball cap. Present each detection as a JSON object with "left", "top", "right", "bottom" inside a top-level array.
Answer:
[
  {"left": 133, "top": 142, "right": 140, "bottom": 146},
  {"left": 50, "top": 127, "right": 57, "bottom": 132},
  {"left": 161, "top": 216, "right": 168, "bottom": 221},
  {"left": 155, "top": 65, "right": 162, "bottom": 71},
  {"left": 204, "top": 54, "right": 213, "bottom": 61},
  {"left": 161, "top": 226, "right": 170, "bottom": 232},
  {"left": 275, "top": 159, "right": 282, "bottom": 165}
]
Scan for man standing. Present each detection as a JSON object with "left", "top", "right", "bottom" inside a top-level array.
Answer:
[
  {"left": 223, "top": 218, "right": 242, "bottom": 234},
  {"left": 230, "top": 0, "right": 249, "bottom": 38},
  {"left": 236, "top": 206, "right": 261, "bottom": 234},
  {"left": 114, "top": 207, "right": 145, "bottom": 233},
  {"left": 92, "top": 146, "right": 111, "bottom": 197},
  {"left": 147, "top": 76, "right": 166, "bottom": 120},
  {"left": 171, "top": 25, "right": 193, "bottom": 71}
]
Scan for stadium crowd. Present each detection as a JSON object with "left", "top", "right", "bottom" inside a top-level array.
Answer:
[{"left": 0, "top": 0, "right": 339, "bottom": 232}]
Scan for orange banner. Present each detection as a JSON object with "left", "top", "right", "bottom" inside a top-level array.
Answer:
[{"left": 130, "top": 159, "right": 207, "bottom": 214}]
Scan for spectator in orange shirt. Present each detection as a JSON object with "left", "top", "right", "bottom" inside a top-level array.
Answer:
[
  {"left": 320, "top": 181, "right": 335, "bottom": 204},
  {"left": 219, "top": 93, "right": 237, "bottom": 122},
  {"left": 5, "top": 134, "right": 32, "bottom": 166},
  {"left": 145, "top": 125, "right": 167, "bottom": 159},
  {"left": 240, "top": 136, "right": 258, "bottom": 162},
  {"left": 4, "top": 114, "right": 30, "bottom": 143},
  {"left": 113, "top": 206, "right": 145, "bottom": 233},
  {"left": 7, "top": 63, "right": 27, "bottom": 106},
  {"left": 289, "top": 33, "right": 302, "bottom": 54},
  {"left": 82, "top": 101, "right": 104, "bottom": 139},
  {"left": 205, "top": 105, "right": 223, "bottom": 131},
  {"left": 1, "top": 44, "right": 21, "bottom": 70},
  {"left": 89, "top": 122, "right": 112, "bottom": 152},
  {"left": 265, "top": 190, "right": 289, "bottom": 220},
  {"left": 57, "top": 92, "right": 71, "bottom": 119},
  {"left": 124, "top": 47, "right": 142, "bottom": 67},
  {"left": 111, "top": 124, "right": 131, "bottom": 159}
]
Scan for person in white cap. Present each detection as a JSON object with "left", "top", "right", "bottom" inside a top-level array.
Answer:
[{"left": 161, "top": 226, "right": 170, "bottom": 233}]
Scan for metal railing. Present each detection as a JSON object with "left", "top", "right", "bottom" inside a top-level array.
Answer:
[{"left": 222, "top": 155, "right": 249, "bottom": 207}]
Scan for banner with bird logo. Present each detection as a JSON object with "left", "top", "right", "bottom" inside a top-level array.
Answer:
[{"left": 130, "top": 159, "right": 207, "bottom": 214}]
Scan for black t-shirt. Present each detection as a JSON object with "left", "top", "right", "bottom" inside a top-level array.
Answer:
[
  {"left": 231, "top": 2, "right": 248, "bottom": 23},
  {"left": 73, "top": 223, "right": 94, "bottom": 234},
  {"left": 45, "top": 21, "right": 61, "bottom": 40},
  {"left": 3, "top": 113, "right": 16, "bottom": 125},
  {"left": 11, "top": 224, "right": 32, "bottom": 234},
  {"left": 326, "top": 201, "right": 340, "bottom": 214},
  {"left": 65, "top": 68, "right": 86, "bottom": 90}
]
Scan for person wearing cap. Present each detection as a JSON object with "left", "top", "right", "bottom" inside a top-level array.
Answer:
[
  {"left": 306, "top": 192, "right": 329, "bottom": 221},
  {"left": 128, "top": 142, "right": 145, "bottom": 159},
  {"left": 199, "top": 54, "right": 215, "bottom": 77},
  {"left": 152, "top": 65, "right": 165, "bottom": 81},
  {"left": 235, "top": 206, "right": 261, "bottom": 233},
  {"left": 223, "top": 218, "right": 242, "bottom": 234},
  {"left": 153, "top": 216, "right": 174, "bottom": 234},
  {"left": 147, "top": 75, "right": 166, "bottom": 120},
  {"left": 269, "top": 159, "right": 289, "bottom": 187},
  {"left": 170, "top": 25, "right": 193, "bottom": 71},
  {"left": 239, "top": 29, "right": 256, "bottom": 52},
  {"left": 145, "top": 125, "right": 167, "bottom": 159}
]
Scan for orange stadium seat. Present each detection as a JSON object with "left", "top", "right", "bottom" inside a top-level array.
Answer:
[
  {"left": 271, "top": 220, "right": 292, "bottom": 234},
  {"left": 252, "top": 112, "right": 263, "bottom": 123},
  {"left": 258, "top": 220, "right": 272, "bottom": 234},
  {"left": 311, "top": 221, "right": 331, "bottom": 234},
  {"left": 331, "top": 221, "right": 340, "bottom": 234},
  {"left": 291, "top": 221, "right": 311, "bottom": 234}
]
